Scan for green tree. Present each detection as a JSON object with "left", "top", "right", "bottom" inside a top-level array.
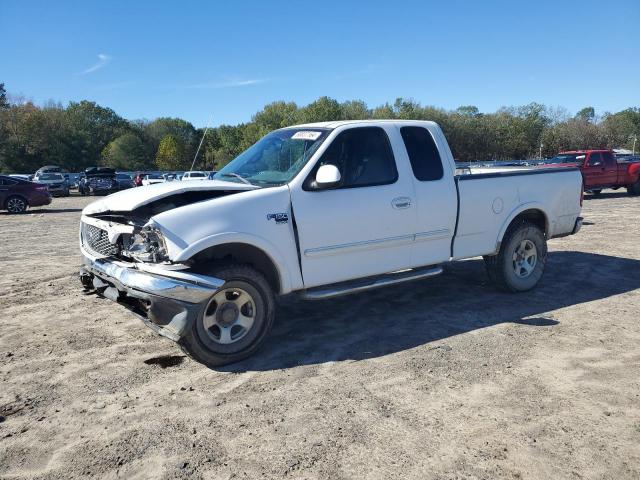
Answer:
[
  {"left": 64, "top": 100, "right": 129, "bottom": 169},
  {"left": 297, "top": 96, "right": 342, "bottom": 123},
  {"left": 102, "top": 133, "right": 150, "bottom": 170},
  {"left": 253, "top": 101, "right": 299, "bottom": 131},
  {"left": 575, "top": 107, "right": 596, "bottom": 122},
  {"left": 0, "top": 83, "right": 8, "bottom": 109},
  {"left": 341, "top": 100, "right": 370, "bottom": 120},
  {"left": 155, "top": 134, "right": 185, "bottom": 170},
  {"left": 145, "top": 117, "right": 198, "bottom": 161}
]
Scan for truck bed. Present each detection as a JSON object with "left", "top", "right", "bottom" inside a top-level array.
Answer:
[{"left": 452, "top": 166, "right": 582, "bottom": 260}]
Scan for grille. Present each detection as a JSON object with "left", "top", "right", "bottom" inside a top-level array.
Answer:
[{"left": 82, "top": 223, "right": 118, "bottom": 257}]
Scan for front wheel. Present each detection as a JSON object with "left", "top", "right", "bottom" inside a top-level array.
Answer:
[
  {"left": 179, "top": 265, "right": 275, "bottom": 367},
  {"left": 484, "top": 221, "right": 547, "bottom": 292},
  {"left": 5, "top": 196, "right": 27, "bottom": 214}
]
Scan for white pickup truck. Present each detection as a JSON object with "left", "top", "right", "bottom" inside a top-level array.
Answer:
[{"left": 79, "top": 120, "right": 583, "bottom": 367}]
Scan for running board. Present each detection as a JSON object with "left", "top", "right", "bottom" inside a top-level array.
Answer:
[{"left": 301, "top": 265, "right": 443, "bottom": 300}]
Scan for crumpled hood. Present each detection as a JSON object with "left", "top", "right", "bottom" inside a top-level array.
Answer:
[{"left": 82, "top": 179, "right": 258, "bottom": 215}]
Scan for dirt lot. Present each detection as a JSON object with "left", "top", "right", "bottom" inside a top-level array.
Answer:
[{"left": 1, "top": 192, "right": 639, "bottom": 479}]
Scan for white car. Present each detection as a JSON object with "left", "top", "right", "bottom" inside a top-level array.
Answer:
[
  {"left": 79, "top": 120, "right": 583, "bottom": 367},
  {"left": 141, "top": 174, "right": 165, "bottom": 186},
  {"left": 181, "top": 171, "right": 207, "bottom": 181}
]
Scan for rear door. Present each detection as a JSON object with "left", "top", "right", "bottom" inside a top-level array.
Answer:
[
  {"left": 398, "top": 125, "right": 457, "bottom": 267},
  {"left": 601, "top": 151, "right": 618, "bottom": 184},
  {"left": 290, "top": 125, "right": 417, "bottom": 288}
]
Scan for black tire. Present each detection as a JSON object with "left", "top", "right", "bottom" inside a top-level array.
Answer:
[
  {"left": 5, "top": 195, "right": 28, "bottom": 214},
  {"left": 179, "top": 265, "right": 275, "bottom": 368},
  {"left": 483, "top": 221, "right": 547, "bottom": 292},
  {"left": 590, "top": 189, "right": 602, "bottom": 195},
  {"left": 627, "top": 180, "right": 640, "bottom": 196}
]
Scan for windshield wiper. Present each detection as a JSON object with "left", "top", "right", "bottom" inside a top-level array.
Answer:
[{"left": 219, "top": 173, "right": 252, "bottom": 185}]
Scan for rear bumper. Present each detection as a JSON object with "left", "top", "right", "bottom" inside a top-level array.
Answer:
[
  {"left": 79, "top": 254, "right": 223, "bottom": 341},
  {"left": 29, "top": 192, "right": 52, "bottom": 207}
]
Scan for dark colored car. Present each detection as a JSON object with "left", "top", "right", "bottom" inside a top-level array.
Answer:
[
  {"left": 78, "top": 167, "right": 119, "bottom": 195},
  {"left": 115, "top": 173, "right": 136, "bottom": 189},
  {"left": 0, "top": 175, "right": 52, "bottom": 214},
  {"left": 32, "top": 172, "right": 70, "bottom": 197}
]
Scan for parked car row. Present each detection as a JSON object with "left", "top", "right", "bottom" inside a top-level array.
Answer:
[{"left": 133, "top": 171, "right": 215, "bottom": 186}]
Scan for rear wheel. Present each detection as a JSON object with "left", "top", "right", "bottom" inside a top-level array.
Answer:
[
  {"left": 484, "top": 221, "right": 547, "bottom": 292},
  {"left": 179, "top": 265, "right": 275, "bottom": 367},
  {"left": 5, "top": 196, "right": 27, "bottom": 214},
  {"left": 627, "top": 179, "right": 640, "bottom": 196}
]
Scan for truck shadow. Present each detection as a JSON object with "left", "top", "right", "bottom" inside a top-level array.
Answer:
[
  {"left": 584, "top": 191, "right": 633, "bottom": 200},
  {"left": 221, "top": 251, "right": 640, "bottom": 372}
]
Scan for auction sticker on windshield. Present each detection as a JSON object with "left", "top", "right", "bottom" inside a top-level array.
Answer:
[{"left": 291, "top": 131, "right": 322, "bottom": 141}]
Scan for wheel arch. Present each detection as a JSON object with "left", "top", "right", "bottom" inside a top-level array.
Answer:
[
  {"left": 495, "top": 204, "right": 549, "bottom": 253},
  {"left": 180, "top": 235, "right": 290, "bottom": 294},
  {"left": 4, "top": 193, "right": 29, "bottom": 209}
]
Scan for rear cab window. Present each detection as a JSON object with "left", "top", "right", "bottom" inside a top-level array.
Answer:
[{"left": 400, "top": 126, "right": 444, "bottom": 181}]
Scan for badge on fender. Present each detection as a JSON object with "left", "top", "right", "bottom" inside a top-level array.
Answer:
[{"left": 267, "top": 213, "right": 289, "bottom": 224}]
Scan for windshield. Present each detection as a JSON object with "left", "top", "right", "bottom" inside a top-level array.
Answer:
[
  {"left": 546, "top": 154, "right": 585, "bottom": 164},
  {"left": 116, "top": 173, "right": 131, "bottom": 179},
  {"left": 146, "top": 174, "right": 163, "bottom": 179},
  {"left": 188, "top": 172, "right": 205, "bottom": 177},
  {"left": 39, "top": 173, "right": 64, "bottom": 181},
  {"left": 214, "top": 128, "right": 330, "bottom": 185}
]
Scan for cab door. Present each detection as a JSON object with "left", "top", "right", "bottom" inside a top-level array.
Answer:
[
  {"left": 601, "top": 151, "right": 618, "bottom": 184},
  {"left": 583, "top": 152, "right": 606, "bottom": 187},
  {"left": 397, "top": 125, "right": 457, "bottom": 267},
  {"left": 290, "top": 126, "right": 417, "bottom": 288}
]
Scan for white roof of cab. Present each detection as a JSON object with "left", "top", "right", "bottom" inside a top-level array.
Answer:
[{"left": 283, "top": 119, "right": 439, "bottom": 129}]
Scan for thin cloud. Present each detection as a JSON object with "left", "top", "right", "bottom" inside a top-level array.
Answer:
[
  {"left": 80, "top": 54, "right": 112, "bottom": 75},
  {"left": 185, "top": 78, "right": 269, "bottom": 89}
]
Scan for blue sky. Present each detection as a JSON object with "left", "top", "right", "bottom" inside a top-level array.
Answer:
[{"left": 1, "top": 0, "right": 638, "bottom": 127}]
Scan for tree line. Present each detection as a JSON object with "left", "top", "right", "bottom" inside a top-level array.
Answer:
[{"left": 0, "top": 82, "right": 638, "bottom": 174}]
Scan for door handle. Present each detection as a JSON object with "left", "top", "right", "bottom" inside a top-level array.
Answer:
[{"left": 391, "top": 197, "right": 412, "bottom": 209}]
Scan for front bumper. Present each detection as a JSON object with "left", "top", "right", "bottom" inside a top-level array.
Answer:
[{"left": 80, "top": 255, "right": 224, "bottom": 341}]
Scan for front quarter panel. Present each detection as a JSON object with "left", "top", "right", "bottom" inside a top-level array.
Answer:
[{"left": 150, "top": 185, "right": 302, "bottom": 294}]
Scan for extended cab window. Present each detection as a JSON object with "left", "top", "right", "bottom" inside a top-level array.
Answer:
[
  {"left": 602, "top": 152, "right": 615, "bottom": 164},
  {"left": 313, "top": 127, "right": 397, "bottom": 188},
  {"left": 400, "top": 126, "right": 444, "bottom": 181},
  {"left": 588, "top": 153, "right": 603, "bottom": 166}
]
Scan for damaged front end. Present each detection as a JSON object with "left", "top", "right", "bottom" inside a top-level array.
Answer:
[
  {"left": 79, "top": 256, "right": 223, "bottom": 341},
  {"left": 78, "top": 188, "right": 243, "bottom": 341}
]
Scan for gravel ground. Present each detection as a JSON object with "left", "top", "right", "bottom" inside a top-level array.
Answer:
[{"left": 1, "top": 191, "right": 639, "bottom": 479}]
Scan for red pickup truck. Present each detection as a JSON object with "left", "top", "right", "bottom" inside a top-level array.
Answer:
[{"left": 544, "top": 150, "right": 640, "bottom": 195}]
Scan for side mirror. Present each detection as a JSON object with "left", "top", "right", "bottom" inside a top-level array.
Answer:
[{"left": 315, "top": 164, "right": 341, "bottom": 189}]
